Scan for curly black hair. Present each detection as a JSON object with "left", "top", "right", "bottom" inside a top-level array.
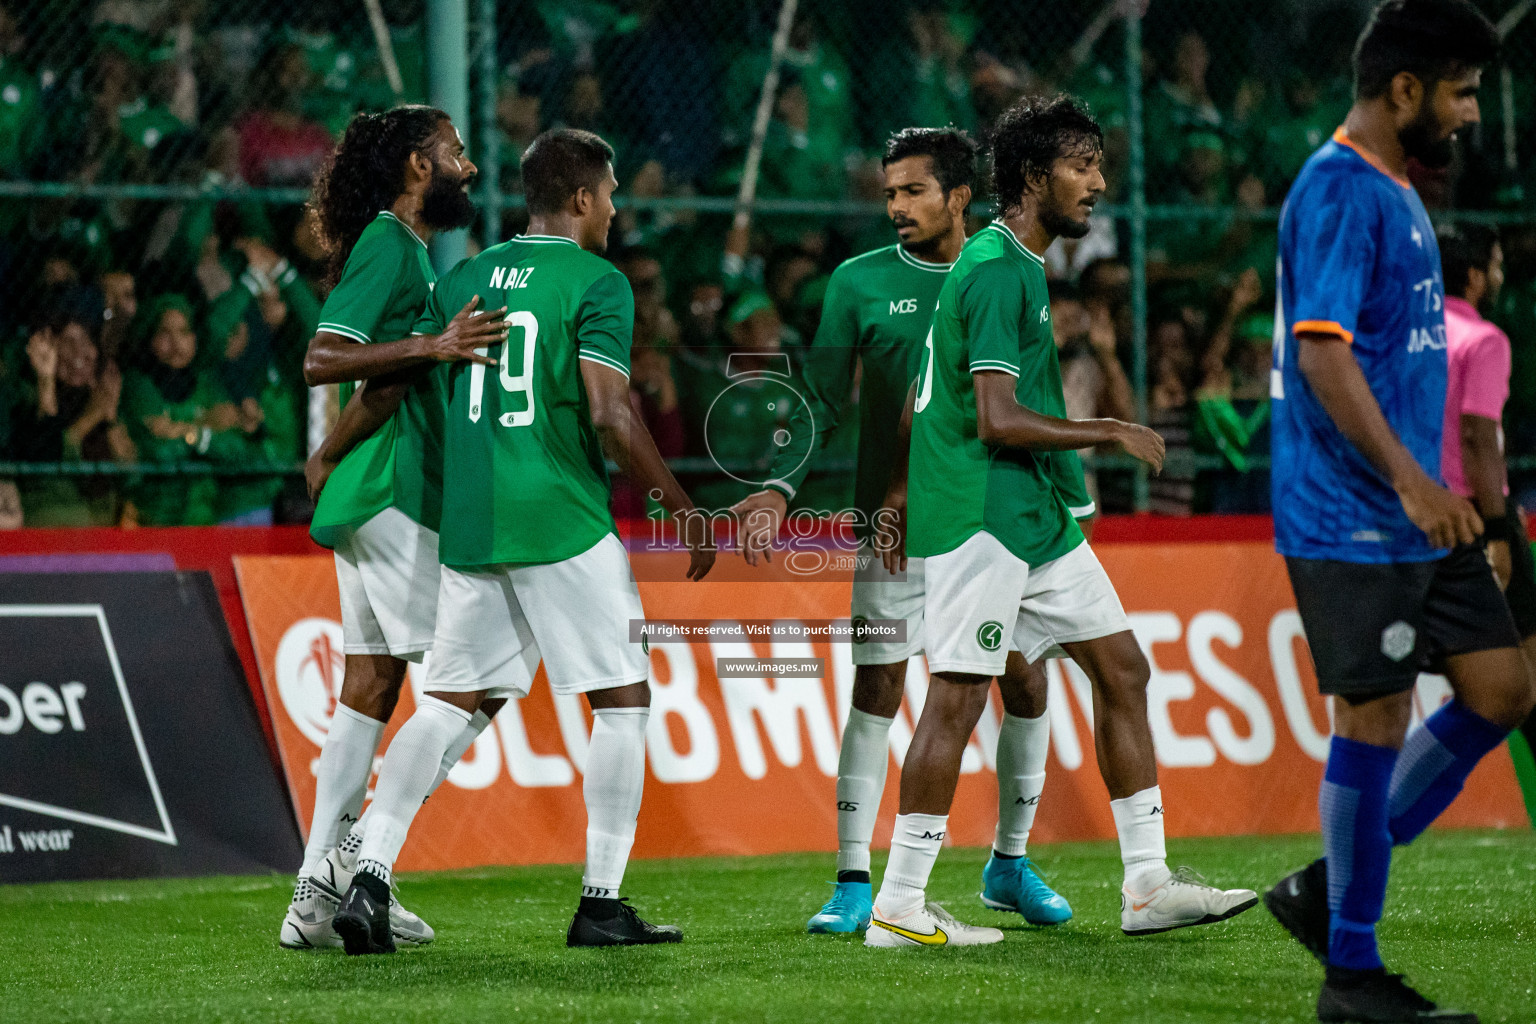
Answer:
[
  {"left": 882, "top": 126, "right": 979, "bottom": 195},
  {"left": 988, "top": 94, "right": 1103, "bottom": 219},
  {"left": 309, "top": 105, "right": 449, "bottom": 289},
  {"left": 1354, "top": 0, "right": 1498, "bottom": 100}
]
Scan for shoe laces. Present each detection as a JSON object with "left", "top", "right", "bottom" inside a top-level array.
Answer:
[
  {"left": 1168, "top": 865, "right": 1213, "bottom": 889},
  {"left": 1017, "top": 858, "right": 1058, "bottom": 890},
  {"left": 821, "top": 882, "right": 867, "bottom": 915},
  {"left": 925, "top": 902, "right": 962, "bottom": 927}
]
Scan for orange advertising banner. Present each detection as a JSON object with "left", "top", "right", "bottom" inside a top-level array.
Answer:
[{"left": 234, "top": 543, "right": 1528, "bottom": 873}]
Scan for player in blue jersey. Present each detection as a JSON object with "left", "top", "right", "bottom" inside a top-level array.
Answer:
[{"left": 1261, "top": 3, "right": 1533, "bottom": 1022}]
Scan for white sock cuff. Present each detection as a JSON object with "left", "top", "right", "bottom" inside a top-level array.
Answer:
[
  {"left": 998, "top": 710, "right": 1050, "bottom": 769},
  {"left": 1000, "top": 710, "right": 1049, "bottom": 732},
  {"left": 444, "top": 709, "right": 493, "bottom": 764},
  {"left": 333, "top": 701, "right": 387, "bottom": 731},
  {"left": 846, "top": 706, "right": 896, "bottom": 731},
  {"left": 418, "top": 695, "right": 474, "bottom": 728},
  {"left": 593, "top": 706, "right": 651, "bottom": 721}
]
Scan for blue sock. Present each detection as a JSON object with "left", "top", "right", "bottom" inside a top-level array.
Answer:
[
  {"left": 1320, "top": 736, "right": 1397, "bottom": 971},
  {"left": 1388, "top": 700, "right": 1509, "bottom": 846}
]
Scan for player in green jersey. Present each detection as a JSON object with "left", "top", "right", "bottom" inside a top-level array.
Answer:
[
  {"left": 731, "top": 128, "right": 1084, "bottom": 934},
  {"left": 333, "top": 129, "right": 715, "bottom": 956},
  {"left": 279, "top": 106, "right": 511, "bottom": 952},
  {"left": 867, "top": 96, "right": 1257, "bottom": 948}
]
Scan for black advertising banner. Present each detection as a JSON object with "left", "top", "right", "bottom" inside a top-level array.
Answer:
[{"left": 0, "top": 572, "right": 301, "bottom": 883}]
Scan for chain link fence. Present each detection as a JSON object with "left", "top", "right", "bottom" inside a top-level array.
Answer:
[{"left": 1, "top": 0, "right": 1533, "bottom": 526}]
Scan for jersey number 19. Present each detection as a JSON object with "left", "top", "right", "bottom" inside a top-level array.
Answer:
[{"left": 469, "top": 310, "right": 537, "bottom": 427}]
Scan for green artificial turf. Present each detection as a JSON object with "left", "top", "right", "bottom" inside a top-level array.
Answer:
[{"left": 4, "top": 832, "right": 1533, "bottom": 1024}]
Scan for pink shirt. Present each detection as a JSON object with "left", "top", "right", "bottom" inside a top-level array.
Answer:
[{"left": 1440, "top": 295, "right": 1510, "bottom": 497}]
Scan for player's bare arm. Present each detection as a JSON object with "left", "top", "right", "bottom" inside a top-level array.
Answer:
[
  {"left": 972, "top": 370, "right": 1165, "bottom": 472},
  {"left": 581, "top": 359, "right": 715, "bottom": 581},
  {"left": 876, "top": 379, "right": 918, "bottom": 576},
  {"left": 1460, "top": 412, "right": 1509, "bottom": 585},
  {"left": 1296, "top": 333, "right": 1480, "bottom": 549},
  {"left": 303, "top": 298, "right": 506, "bottom": 386},
  {"left": 304, "top": 368, "right": 418, "bottom": 501}
]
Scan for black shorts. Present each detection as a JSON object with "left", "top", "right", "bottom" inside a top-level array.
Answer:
[
  {"left": 1499, "top": 508, "right": 1536, "bottom": 639},
  {"left": 1285, "top": 543, "right": 1521, "bottom": 699}
]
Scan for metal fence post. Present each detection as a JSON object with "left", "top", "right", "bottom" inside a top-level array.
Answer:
[
  {"left": 428, "top": 0, "right": 469, "bottom": 273},
  {"left": 477, "top": 0, "right": 501, "bottom": 249},
  {"left": 1124, "top": 6, "right": 1150, "bottom": 513}
]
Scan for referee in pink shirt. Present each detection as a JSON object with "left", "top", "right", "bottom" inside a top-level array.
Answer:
[{"left": 1438, "top": 224, "right": 1536, "bottom": 725}]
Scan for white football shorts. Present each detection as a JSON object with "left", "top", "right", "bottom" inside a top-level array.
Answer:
[
  {"left": 424, "top": 533, "right": 649, "bottom": 700},
  {"left": 923, "top": 531, "right": 1128, "bottom": 676},
  {"left": 333, "top": 505, "right": 440, "bottom": 662}
]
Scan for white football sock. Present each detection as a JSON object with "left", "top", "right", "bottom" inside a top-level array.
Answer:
[
  {"left": 1110, "top": 785, "right": 1170, "bottom": 892},
  {"left": 299, "top": 703, "right": 384, "bottom": 879},
  {"left": 426, "top": 709, "right": 493, "bottom": 801},
  {"left": 875, "top": 812, "right": 947, "bottom": 912},
  {"left": 581, "top": 707, "right": 650, "bottom": 898},
  {"left": 338, "top": 709, "right": 493, "bottom": 867},
  {"left": 835, "top": 708, "right": 894, "bottom": 876},
  {"left": 994, "top": 711, "right": 1050, "bottom": 857},
  {"left": 354, "top": 696, "right": 471, "bottom": 887}
]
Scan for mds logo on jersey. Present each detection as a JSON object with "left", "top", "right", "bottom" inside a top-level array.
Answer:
[{"left": 890, "top": 298, "right": 918, "bottom": 315}]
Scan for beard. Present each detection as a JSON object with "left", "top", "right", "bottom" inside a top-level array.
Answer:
[
  {"left": 420, "top": 164, "right": 477, "bottom": 231},
  {"left": 1399, "top": 102, "right": 1456, "bottom": 170},
  {"left": 896, "top": 219, "right": 946, "bottom": 259},
  {"left": 1040, "top": 200, "right": 1092, "bottom": 240}
]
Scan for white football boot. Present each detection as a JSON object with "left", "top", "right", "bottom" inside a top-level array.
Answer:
[
  {"left": 313, "top": 845, "right": 436, "bottom": 947},
  {"left": 279, "top": 882, "right": 342, "bottom": 949},
  {"left": 1120, "top": 866, "right": 1258, "bottom": 936},
  {"left": 865, "top": 900, "right": 1004, "bottom": 948}
]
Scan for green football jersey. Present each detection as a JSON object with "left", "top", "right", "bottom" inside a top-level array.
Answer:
[
  {"left": 417, "top": 234, "right": 632, "bottom": 569},
  {"left": 309, "top": 211, "right": 442, "bottom": 548},
  {"left": 764, "top": 244, "right": 952, "bottom": 538},
  {"left": 908, "top": 222, "right": 1082, "bottom": 564}
]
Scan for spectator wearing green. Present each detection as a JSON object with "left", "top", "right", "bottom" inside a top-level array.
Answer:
[
  {"left": 1143, "top": 30, "right": 1224, "bottom": 195},
  {"left": 120, "top": 295, "right": 264, "bottom": 526},
  {"left": 1258, "top": 72, "right": 1351, "bottom": 198},
  {"left": 6, "top": 305, "right": 134, "bottom": 526},
  {"left": 204, "top": 242, "right": 319, "bottom": 524},
  {"left": 0, "top": 9, "right": 40, "bottom": 183},
  {"left": 725, "top": 16, "right": 855, "bottom": 158}
]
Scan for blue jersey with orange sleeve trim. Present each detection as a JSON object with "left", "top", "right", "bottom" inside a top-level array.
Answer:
[{"left": 1271, "top": 129, "right": 1447, "bottom": 564}]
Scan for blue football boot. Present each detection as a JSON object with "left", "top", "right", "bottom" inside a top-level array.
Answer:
[
  {"left": 979, "top": 854, "right": 1073, "bottom": 925},
  {"left": 807, "top": 880, "right": 873, "bottom": 933}
]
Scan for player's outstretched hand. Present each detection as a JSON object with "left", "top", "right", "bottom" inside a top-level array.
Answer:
[
  {"left": 305, "top": 448, "right": 337, "bottom": 502},
  {"left": 421, "top": 297, "right": 507, "bottom": 366},
  {"left": 874, "top": 487, "right": 907, "bottom": 576},
  {"left": 1397, "top": 473, "right": 1482, "bottom": 550},
  {"left": 685, "top": 518, "right": 717, "bottom": 581},
  {"left": 730, "top": 489, "right": 787, "bottom": 566},
  {"left": 1114, "top": 422, "right": 1166, "bottom": 474}
]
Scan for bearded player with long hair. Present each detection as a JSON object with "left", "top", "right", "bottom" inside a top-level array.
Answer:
[{"left": 279, "top": 105, "right": 508, "bottom": 950}]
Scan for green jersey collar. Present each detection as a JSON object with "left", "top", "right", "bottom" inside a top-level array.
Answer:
[
  {"left": 987, "top": 221, "right": 1045, "bottom": 267},
  {"left": 378, "top": 210, "right": 429, "bottom": 251},
  {"left": 895, "top": 246, "right": 953, "bottom": 272},
  {"left": 517, "top": 234, "right": 581, "bottom": 247}
]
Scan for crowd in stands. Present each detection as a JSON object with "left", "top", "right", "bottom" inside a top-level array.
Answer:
[{"left": 0, "top": 0, "right": 1532, "bottom": 526}]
